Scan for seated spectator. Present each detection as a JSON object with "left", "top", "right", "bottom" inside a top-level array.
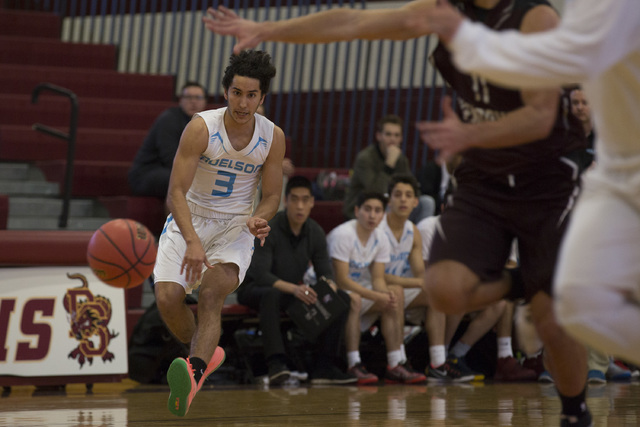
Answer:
[
  {"left": 342, "top": 114, "right": 434, "bottom": 222},
  {"left": 237, "top": 176, "right": 356, "bottom": 386},
  {"left": 327, "top": 192, "right": 426, "bottom": 385},
  {"left": 128, "top": 81, "right": 207, "bottom": 199},
  {"left": 378, "top": 174, "right": 432, "bottom": 380}
]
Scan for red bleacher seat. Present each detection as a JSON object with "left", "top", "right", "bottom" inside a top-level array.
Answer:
[
  {"left": 0, "top": 36, "right": 117, "bottom": 69},
  {"left": 99, "top": 196, "right": 166, "bottom": 236},
  {"left": 0, "top": 94, "right": 172, "bottom": 130},
  {"left": 0, "top": 64, "right": 175, "bottom": 101},
  {"left": 36, "top": 159, "right": 132, "bottom": 197},
  {"left": 0, "top": 125, "right": 147, "bottom": 162},
  {"left": 0, "top": 10, "right": 61, "bottom": 39}
]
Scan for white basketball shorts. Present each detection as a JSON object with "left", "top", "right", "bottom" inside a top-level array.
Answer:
[{"left": 153, "top": 212, "right": 254, "bottom": 294}]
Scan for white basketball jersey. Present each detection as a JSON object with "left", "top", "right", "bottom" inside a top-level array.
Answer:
[
  {"left": 379, "top": 215, "right": 415, "bottom": 278},
  {"left": 327, "top": 219, "right": 390, "bottom": 289},
  {"left": 417, "top": 216, "right": 439, "bottom": 261},
  {"left": 187, "top": 107, "right": 274, "bottom": 216}
]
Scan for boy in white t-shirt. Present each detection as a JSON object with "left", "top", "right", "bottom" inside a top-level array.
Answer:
[
  {"left": 378, "top": 174, "right": 430, "bottom": 381},
  {"left": 327, "top": 192, "right": 426, "bottom": 384}
]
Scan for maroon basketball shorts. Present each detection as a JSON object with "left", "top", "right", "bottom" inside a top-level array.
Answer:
[{"left": 428, "top": 166, "right": 578, "bottom": 300}]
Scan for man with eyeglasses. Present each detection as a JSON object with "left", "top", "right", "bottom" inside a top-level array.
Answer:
[{"left": 128, "top": 81, "right": 208, "bottom": 199}]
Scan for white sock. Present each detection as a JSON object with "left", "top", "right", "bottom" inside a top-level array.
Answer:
[
  {"left": 387, "top": 350, "right": 403, "bottom": 368},
  {"left": 498, "top": 337, "right": 514, "bottom": 359},
  {"left": 400, "top": 344, "right": 407, "bottom": 364},
  {"left": 347, "top": 351, "right": 361, "bottom": 369},
  {"left": 430, "top": 345, "right": 446, "bottom": 368},
  {"left": 451, "top": 341, "right": 471, "bottom": 358}
]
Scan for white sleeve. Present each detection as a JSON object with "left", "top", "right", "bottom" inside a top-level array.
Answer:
[
  {"left": 417, "top": 217, "right": 437, "bottom": 261},
  {"left": 449, "top": 0, "right": 640, "bottom": 88},
  {"left": 374, "top": 234, "right": 391, "bottom": 264},
  {"left": 328, "top": 228, "right": 353, "bottom": 264}
]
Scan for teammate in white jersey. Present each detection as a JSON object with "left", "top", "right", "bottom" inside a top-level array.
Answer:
[
  {"left": 154, "top": 50, "right": 285, "bottom": 417},
  {"left": 378, "top": 174, "right": 429, "bottom": 382},
  {"left": 327, "top": 192, "right": 426, "bottom": 384},
  {"left": 423, "top": 0, "right": 640, "bottom": 374}
]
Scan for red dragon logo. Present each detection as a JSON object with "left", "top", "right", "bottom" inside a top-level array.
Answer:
[{"left": 63, "top": 273, "right": 119, "bottom": 368}]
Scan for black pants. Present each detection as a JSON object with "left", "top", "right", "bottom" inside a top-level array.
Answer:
[{"left": 237, "top": 286, "right": 350, "bottom": 369}]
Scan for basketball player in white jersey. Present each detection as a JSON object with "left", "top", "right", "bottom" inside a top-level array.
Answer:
[{"left": 153, "top": 50, "right": 285, "bottom": 417}]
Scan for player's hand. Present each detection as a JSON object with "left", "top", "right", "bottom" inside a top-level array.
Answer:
[
  {"left": 203, "top": 6, "right": 264, "bottom": 54},
  {"left": 416, "top": 96, "right": 471, "bottom": 164},
  {"left": 294, "top": 284, "right": 317, "bottom": 305},
  {"left": 247, "top": 216, "right": 271, "bottom": 246},
  {"left": 181, "top": 241, "right": 214, "bottom": 284},
  {"left": 377, "top": 291, "right": 397, "bottom": 309},
  {"left": 425, "top": 0, "right": 464, "bottom": 45}
]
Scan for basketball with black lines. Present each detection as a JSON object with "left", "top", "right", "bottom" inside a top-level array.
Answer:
[{"left": 87, "top": 219, "right": 158, "bottom": 289}]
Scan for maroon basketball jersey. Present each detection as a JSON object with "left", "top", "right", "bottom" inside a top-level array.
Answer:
[{"left": 432, "top": 0, "right": 585, "bottom": 175}]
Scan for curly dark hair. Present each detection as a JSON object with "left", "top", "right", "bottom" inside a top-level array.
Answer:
[{"left": 222, "top": 50, "right": 277, "bottom": 95}]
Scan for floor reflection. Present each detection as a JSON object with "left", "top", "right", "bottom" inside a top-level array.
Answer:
[{"left": 0, "top": 379, "right": 638, "bottom": 426}]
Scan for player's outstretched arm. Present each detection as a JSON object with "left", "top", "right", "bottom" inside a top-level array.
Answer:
[{"left": 203, "top": 1, "right": 436, "bottom": 54}]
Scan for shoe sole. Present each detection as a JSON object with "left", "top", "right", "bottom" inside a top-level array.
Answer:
[
  {"left": 167, "top": 359, "right": 195, "bottom": 417},
  {"left": 311, "top": 378, "right": 358, "bottom": 385},
  {"left": 384, "top": 377, "right": 427, "bottom": 384},
  {"left": 356, "top": 377, "right": 379, "bottom": 385},
  {"left": 269, "top": 370, "right": 291, "bottom": 386},
  {"left": 451, "top": 374, "right": 476, "bottom": 383}
]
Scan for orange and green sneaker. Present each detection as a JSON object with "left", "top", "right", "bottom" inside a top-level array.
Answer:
[{"left": 197, "top": 346, "right": 226, "bottom": 390}]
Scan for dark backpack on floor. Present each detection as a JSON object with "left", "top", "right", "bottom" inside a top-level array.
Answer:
[{"left": 128, "top": 298, "right": 196, "bottom": 384}]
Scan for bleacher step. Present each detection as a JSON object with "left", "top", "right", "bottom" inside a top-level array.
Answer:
[
  {"left": 8, "top": 216, "right": 110, "bottom": 231},
  {"left": 0, "top": 180, "right": 59, "bottom": 196},
  {"left": 0, "top": 163, "right": 29, "bottom": 181},
  {"left": 9, "top": 197, "right": 95, "bottom": 217}
]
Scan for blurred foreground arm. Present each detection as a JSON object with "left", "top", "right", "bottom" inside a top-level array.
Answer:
[{"left": 204, "top": 1, "right": 436, "bottom": 54}]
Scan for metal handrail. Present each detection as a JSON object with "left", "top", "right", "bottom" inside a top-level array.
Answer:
[{"left": 31, "top": 83, "right": 79, "bottom": 229}]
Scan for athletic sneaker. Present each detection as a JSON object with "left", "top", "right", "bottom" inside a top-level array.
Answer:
[
  {"left": 587, "top": 369, "right": 606, "bottom": 384},
  {"left": 348, "top": 363, "right": 379, "bottom": 385},
  {"left": 385, "top": 363, "right": 427, "bottom": 384},
  {"left": 446, "top": 356, "right": 483, "bottom": 381},
  {"left": 538, "top": 370, "right": 554, "bottom": 383},
  {"left": 494, "top": 356, "right": 538, "bottom": 382},
  {"left": 607, "top": 359, "right": 632, "bottom": 381},
  {"left": 427, "top": 364, "right": 449, "bottom": 382},
  {"left": 268, "top": 361, "right": 291, "bottom": 386},
  {"left": 310, "top": 364, "right": 358, "bottom": 385},
  {"left": 560, "top": 409, "right": 593, "bottom": 427},
  {"left": 197, "top": 346, "right": 226, "bottom": 390},
  {"left": 167, "top": 357, "right": 198, "bottom": 417},
  {"left": 522, "top": 352, "right": 545, "bottom": 377}
]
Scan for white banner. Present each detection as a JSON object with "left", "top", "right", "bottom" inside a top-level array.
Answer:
[{"left": 0, "top": 266, "right": 128, "bottom": 377}]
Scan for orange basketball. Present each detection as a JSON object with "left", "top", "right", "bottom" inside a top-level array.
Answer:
[{"left": 87, "top": 219, "right": 158, "bottom": 289}]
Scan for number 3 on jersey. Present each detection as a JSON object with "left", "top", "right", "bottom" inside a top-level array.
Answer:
[{"left": 211, "top": 170, "right": 236, "bottom": 197}]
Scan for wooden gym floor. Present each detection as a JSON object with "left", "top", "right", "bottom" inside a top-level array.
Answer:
[{"left": 1, "top": 379, "right": 639, "bottom": 426}]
